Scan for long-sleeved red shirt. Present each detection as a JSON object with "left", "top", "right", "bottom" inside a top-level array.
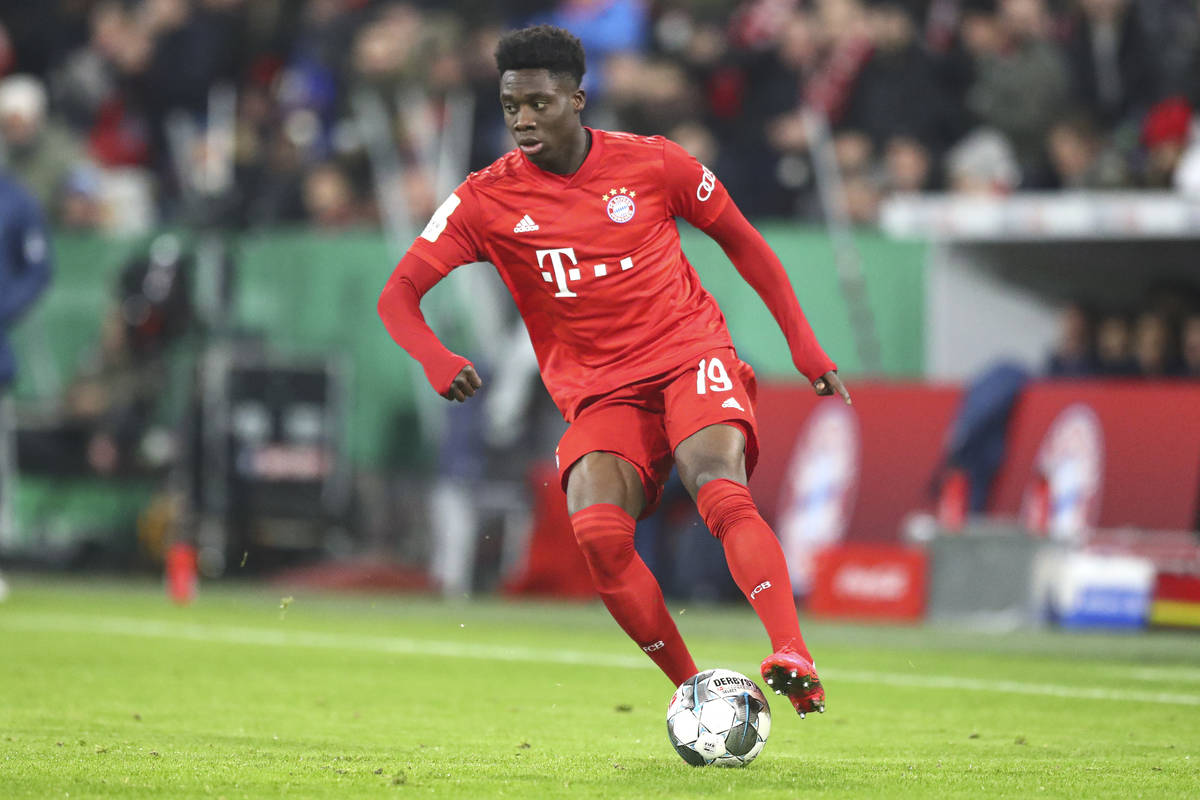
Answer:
[{"left": 378, "top": 128, "right": 835, "bottom": 418}]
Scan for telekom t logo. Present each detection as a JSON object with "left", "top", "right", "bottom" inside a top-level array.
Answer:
[
  {"left": 536, "top": 248, "right": 580, "bottom": 298},
  {"left": 536, "top": 247, "right": 635, "bottom": 298}
]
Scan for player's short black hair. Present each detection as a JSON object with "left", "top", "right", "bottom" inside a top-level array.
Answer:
[{"left": 494, "top": 25, "right": 586, "bottom": 88}]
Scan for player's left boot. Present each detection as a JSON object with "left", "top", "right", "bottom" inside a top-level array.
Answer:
[{"left": 760, "top": 649, "right": 824, "bottom": 718}]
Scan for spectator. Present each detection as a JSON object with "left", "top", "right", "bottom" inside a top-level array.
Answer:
[
  {"left": 842, "top": 0, "right": 955, "bottom": 155},
  {"left": 1181, "top": 312, "right": 1200, "bottom": 378},
  {"left": 1171, "top": 107, "right": 1200, "bottom": 196},
  {"left": 945, "top": 127, "right": 1020, "bottom": 194},
  {"left": 965, "top": 0, "right": 1069, "bottom": 180},
  {"left": 1043, "top": 111, "right": 1128, "bottom": 189},
  {"left": 740, "top": 8, "right": 823, "bottom": 216},
  {"left": 2, "top": 0, "right": 1197, "bottom": 227},
  {"left": 63, "top": 237, "right": 192, "bottom": 476},
  {"left": 302, "top": 161, "right": 367, "bottom": 229},
  {"left": 57, "top": 165, "right": 106, "bottom": 230},
  {"left": 1046, "top": 303, "right": 1096, "bottom": 377},
  {"left": 1062, "top": 0, "right": 1160, "bottom": 127},
  {"left": 1139, "top": 96, "right": 1192, "bottom": 188},
  {"left": 883, "top": 135, "right": 935, "bottom": 192},
  {"left": 0, "top": 74, "right": 91, "bottom": 220},
  {"left": 833, "top": 129, "right": 883, "bottom": 223},
  {"left": 1132, "top": 310, "right": 1175, "bottom": 377},
  {"left": 807, "top": 0, "right": 875, "bottom": 124},
  {"left": 1094, "top": 313, "right": 1138, "bottom": 376},
  {"left": 545, "top": 0, "right": 649, "bottom": 98},
  {"left": 666, "top": 120, "right": 719, "bottom": 166},
  {"left": 604, "top": 54, "right": 698, "bottom": 136}
]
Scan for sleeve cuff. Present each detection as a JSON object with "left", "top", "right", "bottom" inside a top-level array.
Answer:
[{"left": 426, "top": 356, "right": 473, "bottom": 396}]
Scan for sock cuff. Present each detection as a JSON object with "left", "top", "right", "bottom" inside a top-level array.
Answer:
[
  {"left": 696, "top": 479, "right": 761, "bottom": 541},
  {"left": 570, "top": 503, "right": 636, "bottom": 540},
  {"left": 695, "top": 478, "right": 752, "bottom": 518}
]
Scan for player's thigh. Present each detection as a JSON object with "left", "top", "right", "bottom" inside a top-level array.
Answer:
[
  {"left": 674, "top": 423, "right": 748, "bottom": 497},
  {"left": 664, "top": 349, "right": 761, "bottom": 498},
  {"left": 556, "top": 400, "right": 671, "bottom": 519}
]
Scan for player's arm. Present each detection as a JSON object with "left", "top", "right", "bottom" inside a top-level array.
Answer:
[
  {"left": 376, "top": 186, "right": 483, "bottom": 403},
  {"left": 700, "top": 203, "right": 849, "bottom": 403},
  {"left": 377, "top": 253, "right": 480, "bottom": 402},
  {"left": 661, "top": 140, "right": 848, "bottom": 402}
]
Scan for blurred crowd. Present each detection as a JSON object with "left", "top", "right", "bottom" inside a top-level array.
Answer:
[
  {"left": 2, "top": 0, "right": 1200, "bottom": 232},
  {"left": 1047, "top": 289, "right": 1200, "bottom": 379}
]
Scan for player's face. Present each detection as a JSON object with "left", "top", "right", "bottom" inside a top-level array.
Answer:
[{"left": 500, "top": 69, "right": 587, "bottom": 173}]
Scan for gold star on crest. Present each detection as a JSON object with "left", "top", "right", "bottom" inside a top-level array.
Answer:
[{"left": 602, "top": 187, "right": 637, "bottom": 203}]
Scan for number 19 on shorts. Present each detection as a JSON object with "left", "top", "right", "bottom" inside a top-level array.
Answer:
[{"left": 696, "top": 357, "right": 733, "bottom": 394}]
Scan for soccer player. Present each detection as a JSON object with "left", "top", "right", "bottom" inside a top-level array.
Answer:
[{"left": 378, "top": 25, "right": 850, "bottom": 718}]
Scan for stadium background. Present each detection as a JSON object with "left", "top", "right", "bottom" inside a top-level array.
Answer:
[
  {"left": 1, "top": 2, "right": 1199, "bottom": 797},
  {"left": 2, "top": 0, "right": 1199, "bottom": 618}
]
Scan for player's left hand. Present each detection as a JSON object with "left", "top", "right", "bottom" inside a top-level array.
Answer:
[
  {"left": 443, "top": 364, "right": 483, "bottom": 402},
  {"left": 813, "top": 371, "right": 851, "bottom": 404}
]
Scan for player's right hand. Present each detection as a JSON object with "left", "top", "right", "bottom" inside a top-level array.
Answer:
[
  {"left": 813, "top": 370, "right": 851, "bottom": 404},
  {"left": 443, "top": 365, "right": 482, "bottom": 402}
]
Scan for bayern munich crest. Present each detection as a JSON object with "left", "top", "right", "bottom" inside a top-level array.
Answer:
[
  {"left": 776, "top": 402, "right": 860, "bottom": 594},
  {"left": 1025, "top": 402, "right": 1105, "bottom": 543},
  {"left": 602, "top": 187, "right": 636, "bottom": 223}
]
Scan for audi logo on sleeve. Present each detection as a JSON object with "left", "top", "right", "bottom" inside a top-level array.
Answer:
[{"left": 696, "top": 166, "right": 716, "bottom": 202}]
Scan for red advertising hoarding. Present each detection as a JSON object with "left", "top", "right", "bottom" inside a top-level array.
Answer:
[
  {"left": 750, "top": 382, "right": 963, "bottom": 546},
  {"left": 988, "top": 382, "right": 1200, "bottom": 533},
  {"left": 808, "top": 544, "right": 928, "bottom": 620}
]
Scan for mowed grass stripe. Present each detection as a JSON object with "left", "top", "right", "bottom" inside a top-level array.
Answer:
[{"left": 5, "top": 611, "right": 1200, "bottom": 708}]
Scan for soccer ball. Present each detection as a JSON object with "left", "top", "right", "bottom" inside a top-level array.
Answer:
[{"left": 666, "top": 668, "right": 771, "bottom": 767}]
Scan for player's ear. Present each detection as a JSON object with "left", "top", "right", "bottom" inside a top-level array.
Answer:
[{"left": 572, "top": 87, "right": 586, "bottom": 114}]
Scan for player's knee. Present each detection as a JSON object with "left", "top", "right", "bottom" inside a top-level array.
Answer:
[
  {"left": 565, "top": 454, "right": 645, "bottom": 519},
  {"left": 682, "top": 459, "right": 744, "bottom": 499},
  {"left": 571, "top": 507, "right": 637, "bottom": 588}
]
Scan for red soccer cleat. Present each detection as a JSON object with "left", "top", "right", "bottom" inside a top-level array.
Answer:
[{"left": 760, "top": 649, "right": 825, "bottom": 718}]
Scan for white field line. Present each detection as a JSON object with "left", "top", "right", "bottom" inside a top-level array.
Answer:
[
  {"left": 3, "top": 612, "right": 1200, "bottom": 707},
  {"left": 1128, "top": 667, "right": 1200, "bottom": 684}
]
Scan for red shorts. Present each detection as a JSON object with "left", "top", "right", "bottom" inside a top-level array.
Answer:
[{"left": 555, "top": 347, "right": 759, "bottom": 519}]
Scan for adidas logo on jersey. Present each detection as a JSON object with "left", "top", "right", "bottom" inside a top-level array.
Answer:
[
  {"left": 721, "top": 397, "right": 745, "bottom": 412},
  {"left": 513, "top": 214, "right": 539, "bottom": 233}
]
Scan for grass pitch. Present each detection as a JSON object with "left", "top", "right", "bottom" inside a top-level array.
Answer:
[{"left": 1, "top": 578, "right": 1198, "bottom": 799}]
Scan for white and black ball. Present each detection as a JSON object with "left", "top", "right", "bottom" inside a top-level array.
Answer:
[{"left": 666, "top": 668, "right": 771, "bottom": 767}]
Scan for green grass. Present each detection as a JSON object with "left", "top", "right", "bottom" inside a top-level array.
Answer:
[{"left": 1, "top": 578, "right": 1198, "bottom": 799}]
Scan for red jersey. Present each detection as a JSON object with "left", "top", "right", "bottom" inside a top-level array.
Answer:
[{"left": 408, "top": 128, "right": 741, "bottom": 420}]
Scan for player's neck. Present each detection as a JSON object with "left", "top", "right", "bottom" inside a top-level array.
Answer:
[{"left": 545, "top": 126, "right": 591, "bottom": 176}]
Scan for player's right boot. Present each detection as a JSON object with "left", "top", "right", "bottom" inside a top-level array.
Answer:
[{"left": 760, "top": 649, "right": 825, "bottom": 718}]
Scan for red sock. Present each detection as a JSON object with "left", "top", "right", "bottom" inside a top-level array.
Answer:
[
  {"left": 696, "top": 479, "right": 812, "bottom": 661},
  {"left": 570, "top": 504, "right": 698, "bottom": 686}
]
